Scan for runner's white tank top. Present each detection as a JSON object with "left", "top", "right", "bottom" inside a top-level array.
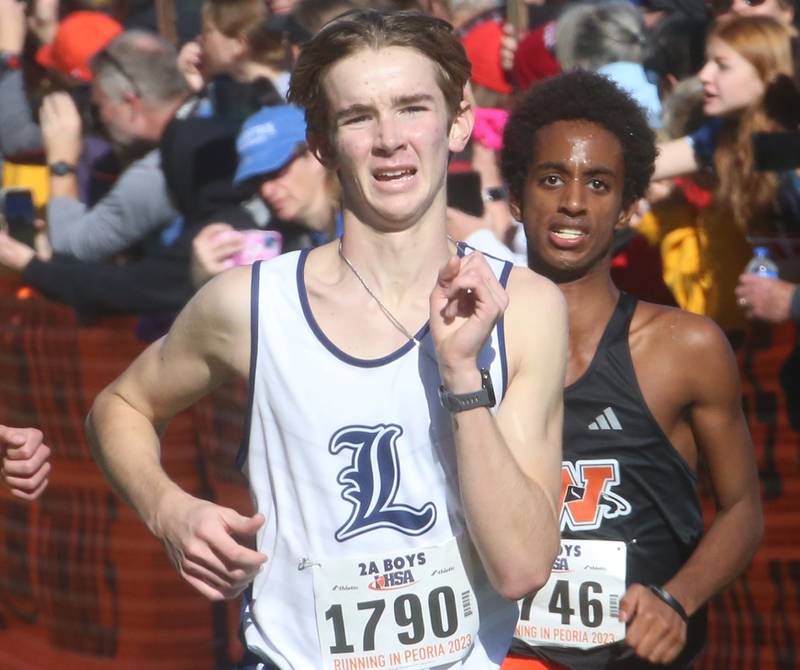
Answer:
[{"left": 239, "top": 247, "right": 517, "bottom": 669}]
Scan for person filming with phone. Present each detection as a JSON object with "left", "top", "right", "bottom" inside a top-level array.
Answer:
[{"left": 190, "top": 104, "right": 342, "bottom": 287}]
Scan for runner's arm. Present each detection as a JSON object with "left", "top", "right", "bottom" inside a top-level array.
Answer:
[
  {"left": 662, "top": 318, "right": 763, "bottom": 613},
  {"left": 622, "top": 315, "right": 762, "bottom": 663},
  {"left": 86, "top": 266, "right": 267, "bottom": 600},
  {"left": 432, "top": 260, "right": 565, "bottom": 599}
]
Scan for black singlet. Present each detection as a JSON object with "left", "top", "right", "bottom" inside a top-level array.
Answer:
[{"left": 511, "top": 293, "right": 706, "bottom": 669}]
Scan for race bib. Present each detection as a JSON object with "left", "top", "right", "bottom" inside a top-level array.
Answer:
[
  {"left": 516, "top": 539, "right": 626, "bottom": 650},
  {"left": 312, "top": 537, "right": 479, "bottom": 670}
]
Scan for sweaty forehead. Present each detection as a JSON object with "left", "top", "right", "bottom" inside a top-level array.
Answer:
[
  {"left": 321, "top": 46, "right": 445, "bottom": 109},
  {"left": 532, "top": 120, "right": 624, "bottom": 170}
]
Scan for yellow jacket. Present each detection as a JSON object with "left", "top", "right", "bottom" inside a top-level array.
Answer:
[{"left": 639, "top": 192, "right": 751, "bottom": 332}]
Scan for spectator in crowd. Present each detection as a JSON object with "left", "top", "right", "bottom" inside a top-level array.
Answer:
[
  {"left": 655, "top": 16, "right": 796, "bottom": 233},
  {"left": 191, "top": 104, "right": 341, "bottom": 287},
  {"left": 0, "top": 424, "right": 51, "bottom": 501},
  {"left": 0, "top": 3, "right": 122, "bottom": 160},
  {"left": 499, "top": 0, "right": 567, "bottom": 94},
  {"left": 649, "top": 16, "right": 797, "bottom": 329},
  {"left": 40, "top": 29, "right": 190, "bottom": 261},
  {"left": 0, "top": 225, "right": 197, "bottom": 316},
  {"left": 633, "top": 78, "right": 731, "bottom": 317},
  {"left": 736, "top": 275, "right": 800, "bottom": 323},
  {"left": 612, "top": 8, "right": 713, "bottom": 312},
  {"left": 178, "top": 0, "right": 288, "bottom": 97},
  {"left": 555, "top": 1, "right": 663, "bottom": 129},
  {"left": 0, "top": 4, "right": 122, "bottom": 203},
  {"left": 460, "top": 6, "right": 514, "bottom": 109},
  {"left": 707, "top": 0, "right": 795, "bottom": 24},
  {"left": 642, "top": 10, "right": 709, "bottom": 104},
  {"left": 0, "top": 32, "right": 229, "bottom": 317},
  {"left": 0, "top": 110, "right": 249, "bottom": 317}
]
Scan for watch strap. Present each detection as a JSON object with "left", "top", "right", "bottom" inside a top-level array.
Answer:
[
  {"left": 482, "top": 185, "right": 508, "bottom": 202},
  {"left": 49, "top": 161, "right": 78, "bottom": 176},
  {"left": 439, "top": 368, "right": 496, "bottom": 413}
]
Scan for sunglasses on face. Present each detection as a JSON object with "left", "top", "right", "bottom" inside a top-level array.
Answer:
[{"left": 706, "top": 0, "right": 767, "bottom": 16}]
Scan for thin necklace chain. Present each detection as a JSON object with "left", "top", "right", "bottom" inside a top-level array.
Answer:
[
  {"left": 337, "top": 236, "right": 462, "bottom": 351},
  {"left": 338, "top": 238, "right": 422, "bottom": 347}
]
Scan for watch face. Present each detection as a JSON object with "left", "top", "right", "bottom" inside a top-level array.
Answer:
[{"left": 50, "top": 162, "right": 76, "bottom": 176}]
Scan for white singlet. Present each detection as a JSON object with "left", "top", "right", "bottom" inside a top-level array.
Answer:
[{"left": 238, "top": 248, "right": 518, "bottom": 670}]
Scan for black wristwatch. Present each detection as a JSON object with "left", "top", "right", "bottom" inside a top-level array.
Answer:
[
  {"left": 49, "top": 161, "right": 77, "bottom": 176},
  {"left": 438, "top": 368, "right": 496, "bottom": 413},
  {"left": 482, "top": 186, "right": 508, "bottom": 203}
]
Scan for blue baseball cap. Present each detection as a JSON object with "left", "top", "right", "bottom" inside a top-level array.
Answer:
[{"left": 234, "top": 105, "right": 307, "bottom": 184}]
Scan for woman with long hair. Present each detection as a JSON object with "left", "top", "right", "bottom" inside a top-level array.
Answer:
[
  {"left": 643, "top": 15, "right": 797, "bottom": 330},
  {"left": 655, "top": 15, "right": 796, "bottom": 233}
]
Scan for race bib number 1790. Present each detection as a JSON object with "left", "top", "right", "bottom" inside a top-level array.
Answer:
[{"left": 312, "top": 538, "right": 479, "bottom": 670}]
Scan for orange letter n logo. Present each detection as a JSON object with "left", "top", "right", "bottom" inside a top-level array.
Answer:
[{"left": 559, "top": 459, "right": 632, "bottom": 531}]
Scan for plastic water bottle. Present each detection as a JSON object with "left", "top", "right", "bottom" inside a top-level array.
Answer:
[{"left": 745, "top": 247, "right": 779, "bottom": 278}]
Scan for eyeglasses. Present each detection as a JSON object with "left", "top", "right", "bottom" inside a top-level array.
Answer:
[
  {"left": 95, "top": 50, "right": 143, "bottom": 99},
  {"left": 706, "top": 0, "right": 767, "bottom": 16}
]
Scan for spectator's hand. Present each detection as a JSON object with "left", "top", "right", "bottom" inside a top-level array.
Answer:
[
  {"left": 40, "top": 92, "right": 83, "bottom": 165},
  {"left": 28, "top": 0, "right": 59, "bottom": 45},
  {"left": 627, "top": 198, "right": 650, "bottom": 230},
  {"left": 735, "top": 273, "right": 796, "bottom": 323},
  {"left": 0, "top": 232, "right": 35, "bottom": 272},
  {"left": 0, "top": 425, "right": 51, "bottom": 501},
  {"left": 153, "top": 489, "right": 267, "bottom": 601},
  {"left": 620, "top": 583, "right": 687, "bottom": 665},
  {"left": 470, "top": 143, "right": 516, "bottom": 242},
  {"left": 191, "top": 223, "right": 245, "bottom": 288},
  {"left": 0, "top": 0, "right": 27, "bottom": 55},
  {"left": 178, "top": 40, "right": 205, "bottom": 92},
  {"left": 645, "top": 178, "right": 674, "bottom": 205},
  {"left": 447, "top": 206, "right": 491, "bottom": 242},
  {"left": 500, "top": 22, "right": 519, "bottom": 73},
  {"left": 267, "top": 0, "right": 297, "bottom": 15},
  {"left": 33, "top": 218, "right": 52, "bottom": 260}
]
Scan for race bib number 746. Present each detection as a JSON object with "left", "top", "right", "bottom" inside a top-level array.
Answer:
[
  {"left": 516, "top": 539, "right": 626, "bottom": 650},
  {"left": 312, "top": 538, "right": 479, "bottom": 670}
]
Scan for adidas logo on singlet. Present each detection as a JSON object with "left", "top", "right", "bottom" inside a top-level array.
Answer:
[{"left": 588, "top": 407, "right": 623, "bottom": 431}]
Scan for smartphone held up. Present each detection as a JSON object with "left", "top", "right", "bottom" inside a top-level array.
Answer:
[{"left": 0, "top": 189, "right": 36, "bottom": 248}]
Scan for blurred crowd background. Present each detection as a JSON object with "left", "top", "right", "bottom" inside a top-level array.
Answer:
[{"left": 0, "top": 0, "right": 799, "bottom": 668}]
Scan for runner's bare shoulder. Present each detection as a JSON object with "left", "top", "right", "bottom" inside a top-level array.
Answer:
[
  {"left": 631, "top": 301, "right": 738, "bottom": 382},
  {"left": 504, "top": 266, "right": 568, "bottom": 377},
  {"left": 173, "top": 265, "right": 254, "bottom": 374},
  {"left": 506, "top": 265, "right": 566, "bottom": 318}
]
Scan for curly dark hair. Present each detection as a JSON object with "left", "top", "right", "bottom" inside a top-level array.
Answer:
[{"left": 501, "top": 70, "right": 656, "bottom": 208}]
